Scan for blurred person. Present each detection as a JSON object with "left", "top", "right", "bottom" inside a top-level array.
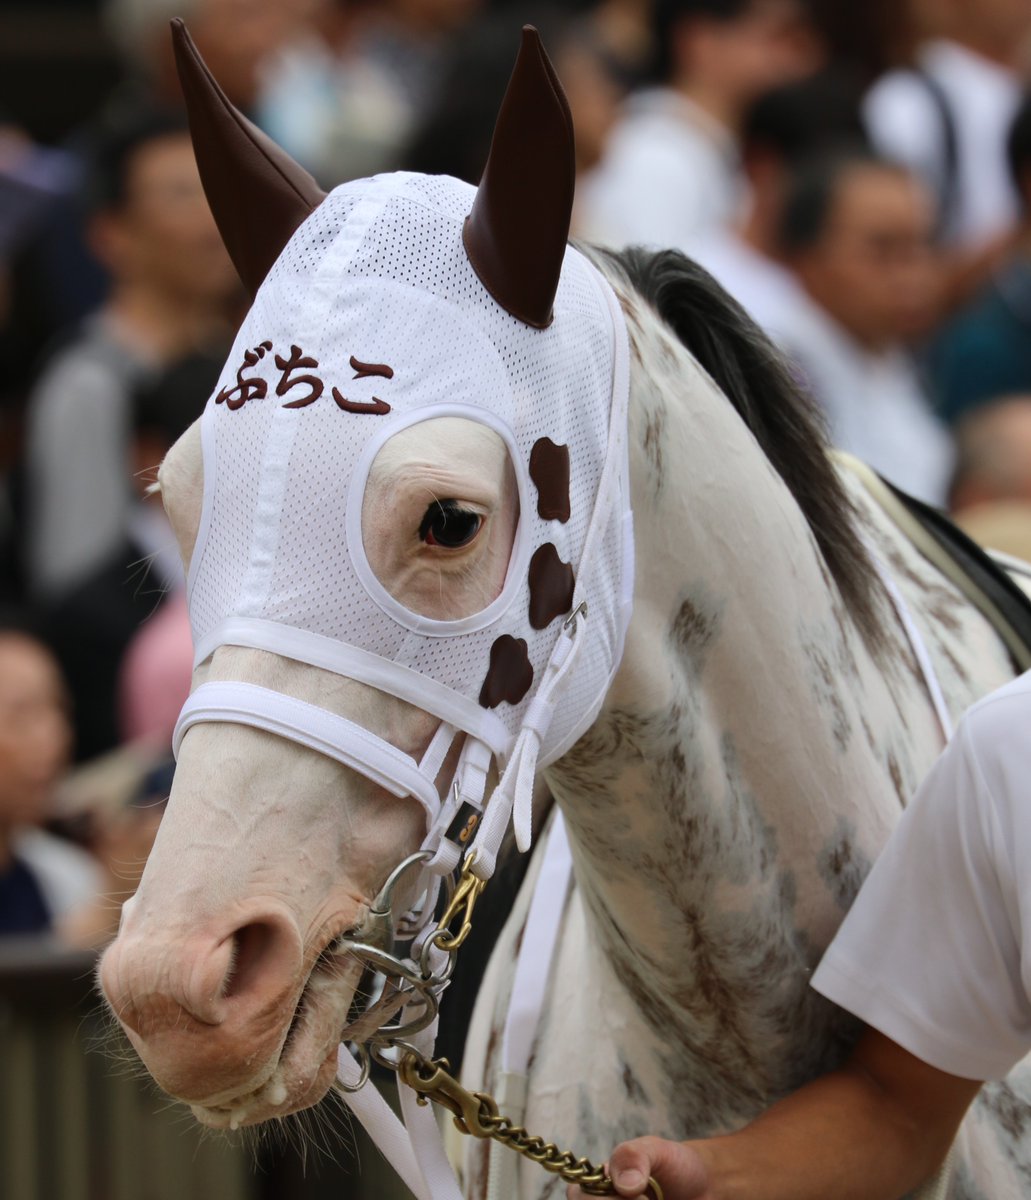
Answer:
[
  {"left": 686, "top": 71, "right": 866, "bottom": 332},
  {"left": 0, "top": 616, "right": 103, "bottom": 939},
  {"left": 947, "top": 395, "right": 1031, "bottom": 559},
  {"left": 402, "top": 5, "right": 625, "bottom": 237},
  {"left": 56, "top": 763, "right": 168, "bottom": 950},
  {"left": 774, "top": 149, "right": 954, "bottom": 506},
  {"left": 10, "top": 0, "right": 304, "bottom": 350},
  {"left": 580, "top": 0, "right": 824, "bottom": 251},
  {"left": 864, "top": 0, "right": 1031, "bottom": 305},
  {"left": 0, "top": 121, "right": 79, "bottom": 603},
  {"left": 256, "top": 0, "right": 495, "bottom": 186},
  {"left": 43, "top": 350, "right": 222, "bottom": 763},
  {"left": 115, "top": 351, "right": 220, "bottom": 751},
  {"left": 360, "top": 0, "right": 484, "bottom": 106},
  {"left": 23, "top": 112, "right": 235, "bottom": 603},
  {"left": 587, "top": 0, "right": 655, "bottom": 84},
  {"left": 929, "top": 92, "right": 1031, "bottom": 425},
  {"left": 102, "top": 0, "right": 308, "bottom": 116},
  {"left": 804, "top": 0, "right": 918, "bottom": 86},
  {"left": 256, "top": 0, "right": 411, "bottom": 185},
  {"left": 118, "top": 589, "right": 192, "bottom": 748}
]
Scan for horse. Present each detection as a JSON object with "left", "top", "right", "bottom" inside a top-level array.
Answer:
[{"left": 99, "top": 21, "right": 1031, "bottom": 1200}]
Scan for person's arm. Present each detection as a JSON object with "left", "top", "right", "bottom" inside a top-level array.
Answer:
[{"left": 568, "top": 1027, "right": 980, "bottom": 1200}]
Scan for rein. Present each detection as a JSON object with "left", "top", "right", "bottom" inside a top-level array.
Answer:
[{"left": 336, "top": 849, "right": 663, "bottom": 1200}]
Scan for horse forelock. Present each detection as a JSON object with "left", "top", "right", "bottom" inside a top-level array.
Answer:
[{"left": 585, "top": 244, "right": 886, "bottom": 654}]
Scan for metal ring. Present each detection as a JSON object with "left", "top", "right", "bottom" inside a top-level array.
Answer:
[{"left": 336, "top": 1043, "right": 371, "bottom": 1093}]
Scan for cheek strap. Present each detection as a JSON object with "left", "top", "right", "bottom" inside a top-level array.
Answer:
[{"left": 173, "top": 681, "right": 443, "bottom": 824}]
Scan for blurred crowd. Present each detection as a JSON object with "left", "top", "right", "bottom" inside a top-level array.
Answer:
[{"left": 4, "top": 0, "right": 1031, "bottom": 942}]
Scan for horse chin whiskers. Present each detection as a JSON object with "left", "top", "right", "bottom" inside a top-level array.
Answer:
[
  {"left": 234, "top": 1084, "right": 359, "bottom": 1170},
  {"left": 89, "top": 1003, "right": 165, "bottom": 1087}
]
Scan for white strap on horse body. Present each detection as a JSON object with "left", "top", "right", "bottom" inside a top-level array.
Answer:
[
  {"left": 488, "top": 811, "right": 573, "bottom": 1200},
  {"left": 862, "top": 539, "right": 955, "bottom": 742}
]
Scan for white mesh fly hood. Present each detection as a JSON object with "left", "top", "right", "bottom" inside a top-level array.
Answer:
[{"left": 180, "top": 171, "right": 632, "bottom": 864}]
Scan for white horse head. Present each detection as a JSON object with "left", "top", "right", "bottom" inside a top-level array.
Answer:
[
  {"left": 100, "top": 20, "right": 1031, "bottom": 1197},
  {"left": 100, "top": 20, "right": 633, "bottom": 1128}
]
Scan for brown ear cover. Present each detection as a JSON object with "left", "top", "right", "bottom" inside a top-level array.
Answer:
[
  {"left": 463, "top": 26, "right": 576, "bottom": 329},
  {"left": 170, "top": 17, "right": 326, "bottom": 296}
]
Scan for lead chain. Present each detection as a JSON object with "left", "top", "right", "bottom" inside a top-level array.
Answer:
[
  {"left": 358, "top": 854, "right": 664, "bottom": 1200},
  {"left": 397, "top": 1049, "right": 663, "bottom": 1199}
]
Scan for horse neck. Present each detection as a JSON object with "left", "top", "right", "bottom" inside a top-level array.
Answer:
[
  {"left": 610, "top": 295, "right": 868, "bottom": 773},
  {"left": 544, "top": 296, "right": 905, "bottom": 1024}
]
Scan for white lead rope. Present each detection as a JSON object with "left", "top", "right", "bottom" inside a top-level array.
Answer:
[
  {"left": 487, "top": 811, "right": 573, "bottom": 1200},
  {"left": 864, "top": 539, "right": 955, "bottom": 742}
]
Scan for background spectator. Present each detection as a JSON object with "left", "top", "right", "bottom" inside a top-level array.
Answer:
[
  {"left": 0, "top": 616, "right": 103, "bottom": 939},
  {"left": 580, "top": 0, "right": 824, "bottom": 250},
  {"left": 948, "top": 395, "right": 1031, "bottom": 559},
  {"left": 687, "top": 70, "right": 866, "bottom": 332},
  {"left": 864, "top": 0, "right": 1031, "bottom": 307},
  {"left": 929, "top": 90, "right": 1031, "bottom": 424},
  {"left": 256, "top": 0, "right": 411, "bottom": 185},
  {"left": 101, "top": 0, "right": 303, "bottom": 118},
  {"left": 402, "top": 4, "right": 626, "bottom": 238},
  {"left": 115, "top": 351, "right": 220, "bottom": 749},
  {"left": 44, "top": 348, "right": 220, "bottom": 763},
  {"left": 774, "top": 148, "right": 954, "bottom": 505},
  {"left": 23, "top": 111, "right": 234, "bottom": 603}
]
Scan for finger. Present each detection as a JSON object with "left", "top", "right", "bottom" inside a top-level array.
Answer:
[{"left": 609, "top": 1137, "right": 708, "bottom": 1197}]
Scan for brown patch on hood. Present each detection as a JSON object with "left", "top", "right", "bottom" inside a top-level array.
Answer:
[
  {"left": 528, "top": 543, "right": 575, "bottom": 629},
  {"left": 479, "top": 635, "right": 534, "bottom": 708}
]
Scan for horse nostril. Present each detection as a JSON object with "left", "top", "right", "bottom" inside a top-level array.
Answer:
[{"left": 222, "top": 920, "right": 280, "bottom": 1001}]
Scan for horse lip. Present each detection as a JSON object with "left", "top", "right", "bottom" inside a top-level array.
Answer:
[
  {"left": 191, "top": 1045, "right": 340, "bottom": 1129},
  {"left": 192, "top": 973, "right": 350, "bottom": 1126},
  {"left": 195, "top": 940, "right": 361, "bottom": 1118}
]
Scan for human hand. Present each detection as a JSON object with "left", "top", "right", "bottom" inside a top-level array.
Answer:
[{"left": 565, "top": 1137, "right": 713, "bottom": 1199}]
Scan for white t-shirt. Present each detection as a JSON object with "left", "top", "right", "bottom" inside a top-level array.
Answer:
[
  {"left": 685, "top": 228, "right": 807, "bottom": 338},
  {"left": 579, "top": 88, "right": 745, "bottom": 252},
  {"left": 14, "top": 826, "right": 104, "bottom": 922},
  {"left": 812, "top": 671, "right": 1031, "bottom": 1081},
  {"left": 864, "top": 39, "right": 1022, "bottom": 249}
]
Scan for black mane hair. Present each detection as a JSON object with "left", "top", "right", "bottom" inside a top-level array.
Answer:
[{"left": 591, "top": 244, "right": 883, "bottom": 648}]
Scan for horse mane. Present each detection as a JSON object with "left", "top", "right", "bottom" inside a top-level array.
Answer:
[{"left": 588, "top": 243, "right": 884, "bottom": 649}]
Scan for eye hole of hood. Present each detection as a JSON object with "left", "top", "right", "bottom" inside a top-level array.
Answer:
[{"left": 359, "top": 416, "right": 521, "bottom": 624}]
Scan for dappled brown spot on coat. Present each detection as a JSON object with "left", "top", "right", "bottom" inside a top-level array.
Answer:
[
  {"left": 622, "top": 1061, "right": 648, "bottom": 1104},
  {"left": 887, "top": 752, "right": 906, "bottom": 808},
  {"left": 643, "top": 407, "right": 666, "bottom": 481},
  {"left": 818, "top": 826, "right": 871, "bottom": 911},
  {"left": 940, "top": 639, "right": 972, "bottom": 687},
  {"left": 671, "top": 597, "right": 719, "bottom": 653},
  {"left": 980, "top": 1081, "right": 1031, "bottom": 1143}
]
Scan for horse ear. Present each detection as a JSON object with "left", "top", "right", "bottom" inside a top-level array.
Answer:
[
  {"left": 463, "top": 26, "right": 576, "bottom": 329},
  {"left": 170, "top": 18, "right": 326, "bottom": 297}
]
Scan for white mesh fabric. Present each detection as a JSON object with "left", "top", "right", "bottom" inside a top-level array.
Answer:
[{"left": 186, "top": 171, "right": 632, "bottom": 770}]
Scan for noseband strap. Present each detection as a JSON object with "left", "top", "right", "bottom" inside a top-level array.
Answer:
[{"left": 173, "top": 681, "right": 443, "bottom": 822}]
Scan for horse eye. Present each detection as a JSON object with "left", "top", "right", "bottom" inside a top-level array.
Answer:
[{"left": 418, "top": 501, "right": 484, "bottom": 549}]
